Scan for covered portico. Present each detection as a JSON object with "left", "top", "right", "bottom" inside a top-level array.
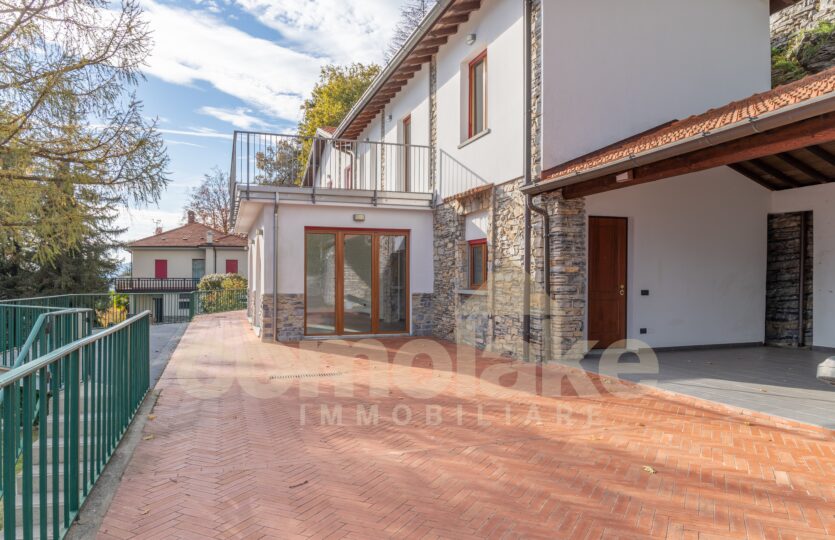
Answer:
[{"left": 525, "top": 68, "right": 835, "bottom": 357}]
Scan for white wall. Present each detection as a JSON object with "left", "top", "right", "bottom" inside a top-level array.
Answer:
[
  {"left": 246, "top": 205, "right": 275, "bottom": 295},
  {"left": 132, "top": 249, "right": 208, "bottom": 279},
  {"left": 585, "top": 168, "right": 771, "bottom": 348},
  {"left": 542, "top": 0, "right": 772, "bottom": 169},
  {"left": 132, "top": 247, "right": 247, "bottom": 278},
  {"left": 435, "top": 0, "right": 524, "bottom": 195},
  {"left": 274, "top": 202, "right": 434, "bottom": 295},
  {"left": 771, "top": 183, "right": 835, "bottom": 349}
]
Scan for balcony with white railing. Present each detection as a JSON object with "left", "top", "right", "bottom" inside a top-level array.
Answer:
[{"left": 229, "top": 131, "right": 434, "bottom": 222}]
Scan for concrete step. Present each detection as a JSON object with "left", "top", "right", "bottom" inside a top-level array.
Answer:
[
  {"left": 31, "top": 439, "right": 104, "bottom": 465},
  {"left": 12, "top": 491, "right": 65, "bottom": 525}
]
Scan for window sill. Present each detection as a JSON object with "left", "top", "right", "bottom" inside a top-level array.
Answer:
[
  {"left": 458, "top": 129, "right": 491, "bottom": 149},
  {"left": 457, "top": 288, "right": 488, "bottom": 296}
]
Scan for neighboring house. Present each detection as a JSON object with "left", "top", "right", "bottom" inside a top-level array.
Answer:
[
  {"left": 231, "top": 0, "right": 835, "bottom": 360},
  {"left": 121, "top": 211, "right": 247, "bottom": 322}
]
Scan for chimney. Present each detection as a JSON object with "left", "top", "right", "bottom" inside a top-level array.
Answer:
[
  {"left": 206, "top": 231, "right": 214, "bottom": 244},
  {"left": 187, "top": 210, "right": 196, "bottom": 224},
  {"left": 154, "top": 225, "right": 163, "bottom": 235}
]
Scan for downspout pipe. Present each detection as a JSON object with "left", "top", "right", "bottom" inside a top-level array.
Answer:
[
  {"left": 273, "top": 193, "right": 279, "bottom": 342},
  {"left": 522, "top": 0, "right": 552, "bottom": 363},
  {"left": 522, "top": 0, "right": 533, "bottom": 361}
]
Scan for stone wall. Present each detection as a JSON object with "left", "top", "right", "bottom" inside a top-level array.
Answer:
[
  {"left": 542, "top": 191, "right": 587, "bottom": 361},
  {"left": 411, "top": 293, "right": 433, "bottom": 336},
  {"left": 772, "top": 0, "right": 835, "bottom": 45},
  {"left": 771, "top": 1, "right": 835, "bottom": 84},
  {"left": 275, "top": 293, "right": 305, "bottom": 342},
  {"left": 491, "top": 179, "right": 528, "bottom": 359},
  {"left": 259, "top": 295, "right": 274, "bottom": 342},
  {"left": 766, "top": 212, "right": 814, "bottom": 347}
]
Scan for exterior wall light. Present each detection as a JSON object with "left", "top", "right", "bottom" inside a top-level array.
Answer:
[
  {"left": 353, "top": 213, "right": 366, "bottom": 222},
  {"left": 466, "top": 33, "right": 477, "bottom": 45}
]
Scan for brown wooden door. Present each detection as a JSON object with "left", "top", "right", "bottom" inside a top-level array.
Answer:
[{"left": 588, "top": 217, "right": 627, "bottom": 349}]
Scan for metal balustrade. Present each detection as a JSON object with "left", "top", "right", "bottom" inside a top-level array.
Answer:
[
  {"left": 113, "top": 278, "right": 200, "bottom": 293},
  {"left": 229, "top": 131, "right": 433, "bottom": 222},
  {"left": 0, "top": 311, "right": 150, "bottom": 539}
]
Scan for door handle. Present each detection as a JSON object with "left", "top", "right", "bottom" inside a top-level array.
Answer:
[{"left": 619, "top": 285, "right": 625, "bottom": 296}]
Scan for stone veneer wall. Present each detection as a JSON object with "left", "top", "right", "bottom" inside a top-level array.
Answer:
[
  {"left": 491, "top": 179, "right": 529, "bottom": 359},
  {"left": 274, "top": 294, "right": 304, "bottom": 342},
  {"left": 541, "top": 191, "right": 587, "bottom": 361},
  {"left": 766, "top": 212, "right": 814, "bottom": 347},
  {"left": 259, "top": 295, "right": 274, "bottom": 342},
  {"left": 772, "top": 0, "right": 835, "bottom": 46},
  {"left": 412, "top": 293, "right": 433, "bottom": 336}
]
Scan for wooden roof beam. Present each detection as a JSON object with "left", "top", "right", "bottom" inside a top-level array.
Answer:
[
  {"left": 749, "top": 158, "right": 803, "bottom": 187},
  {"left": 561, "top": 113, "right": 835, "bottom": 199},
  {"left": 430, "top": 25, "right": 460, "bottom": 37},
  {"left": 728, "top": 163, "right": 779, "bottom": 190},
  {"left": 450, "top": 0, "right": 481, "bottom": 12},
  {"left": 806, "top": 144, "right": 835, "bottom": 167},
  {"left": 775, "top": 152, "right": 829, "bottom": 184},
  {"left": 439, "top": 13, "right": 470, "bottom": 25}
]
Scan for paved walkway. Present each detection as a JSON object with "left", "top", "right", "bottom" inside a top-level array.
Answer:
[
  {"left": 582, "top": 346, "right": 835, "bottom": 429},
  {"left": 99, "top": 312, "right": 835, "bottom": 539}
]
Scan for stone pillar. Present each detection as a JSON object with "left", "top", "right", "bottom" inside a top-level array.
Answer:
[
  {"left": 275, "top": 294, "right": 304, "bottom": 342},
  {"left": 260, "top": 295, "right": 274, "bottom": 342},
  {"left": 543, "top": 191, "right": 586, "bottom": 361},
  {"left": 530, "top": 0, "right": 543, "bottom": 182}
]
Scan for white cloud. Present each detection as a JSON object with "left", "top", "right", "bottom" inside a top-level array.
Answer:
[
  {"left": 229, "top": 0, "right": 403, "bottom": 65},
  {"left": 158, "top": 127, "right": 231, "bottom": 139},
  {"left": 198, "top": 106, "right": 276, "bottom": 130},
  {"left": 166, "top": 139, "right": 205, "bottom": 148},
  {"left": 141, "top": 0, "right": 324, "bottom": 122}
]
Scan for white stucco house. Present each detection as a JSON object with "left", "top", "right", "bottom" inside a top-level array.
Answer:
[
  {"left": 231, "top": 0, "right": 835, "bottom": 361},
  {"left": 121, "top": 212, "right": 248, "bottom": 322}
]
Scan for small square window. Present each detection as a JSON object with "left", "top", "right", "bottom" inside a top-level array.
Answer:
[{"left": 469, "top": 240, "right": 488, "bottom": 289}]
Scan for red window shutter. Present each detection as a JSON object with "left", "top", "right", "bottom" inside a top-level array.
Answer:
[
  {"left": 225, "top": 259, "right": 238, "bottom": 274},
  {"left": 154, "top": 259, "right": 168, "bottom": 279}
]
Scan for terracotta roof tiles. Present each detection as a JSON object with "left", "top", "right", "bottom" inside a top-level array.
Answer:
[
  {"left": 543, "top": 67, "right": 835, "bottom": 181},
  {"left": 128, "top": 222, "right": 247, "bottom": 248}
]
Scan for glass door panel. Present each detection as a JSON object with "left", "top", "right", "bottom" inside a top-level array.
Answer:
[
  {"left": 377, "top": 235, "right": 408, "bottom": 333},
  {"left": 305, "top": 233, "right": 337, "bottom": 334},
  {"left": 342, "top": 234, "right": 373, "bottom": 333}
]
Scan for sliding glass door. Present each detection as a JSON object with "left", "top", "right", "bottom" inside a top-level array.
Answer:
[{"left": 305, "top": 229, "right": 409, "bottom": 336}]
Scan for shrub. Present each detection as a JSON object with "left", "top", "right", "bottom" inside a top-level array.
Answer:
[{"left": 196, "top": 273, "right": 247, "bottom": 314}]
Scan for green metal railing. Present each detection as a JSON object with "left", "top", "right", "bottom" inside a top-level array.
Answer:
[
  {"left": 191, "top": 289, "right": 247, "bottom": 318},
  {"left": 3, "top": 290, "right": 248, "bottom": 329},
  {"left": 0, "top": 307, "right": 92, "bottom": 370},
  {"left": 0, "top": 311, "right": 151, "bottom": 539}
]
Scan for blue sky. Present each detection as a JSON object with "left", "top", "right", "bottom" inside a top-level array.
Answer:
[{"left": 118, "top": 0, "right": 408, "bottom": 257}]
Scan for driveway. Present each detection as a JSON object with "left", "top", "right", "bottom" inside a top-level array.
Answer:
[{"left": 99, "top": 312, "right": 835, "bottom": 539}]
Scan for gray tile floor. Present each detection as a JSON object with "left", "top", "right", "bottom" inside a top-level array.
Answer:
[{"left": 581, "top": 346, "right": 835, "bottom": 429}]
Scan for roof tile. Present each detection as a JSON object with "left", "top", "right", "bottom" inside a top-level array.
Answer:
[{"left": 543, "top": 68, "right": 835, "bottom": 181}]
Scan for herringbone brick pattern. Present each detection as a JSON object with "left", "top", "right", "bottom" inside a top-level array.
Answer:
[{"left": 99, "top": 312, "right": 835, "bottom": 539}]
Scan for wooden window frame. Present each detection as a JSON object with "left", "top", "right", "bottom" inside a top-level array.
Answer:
[
  {"left": 468, "top": 238, "right": 488, "bottom": 290},
  {"left": 304, "top": 227, "right": 411, "bottom": 336},
  {"left": 468, "top": 50, "right": 488, "bottom": 138}
]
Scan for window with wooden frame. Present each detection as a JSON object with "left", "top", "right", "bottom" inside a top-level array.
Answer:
[
  {"left": 468, "top": 50, "right": 487, "bottom": 138},
  {"left": 468, "top": 239, "right": 488, "bottom": 289}
]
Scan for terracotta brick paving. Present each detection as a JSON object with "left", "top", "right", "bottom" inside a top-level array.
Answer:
[{"left": 98, "top": 312, "right": 835, "bottom": 539}]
